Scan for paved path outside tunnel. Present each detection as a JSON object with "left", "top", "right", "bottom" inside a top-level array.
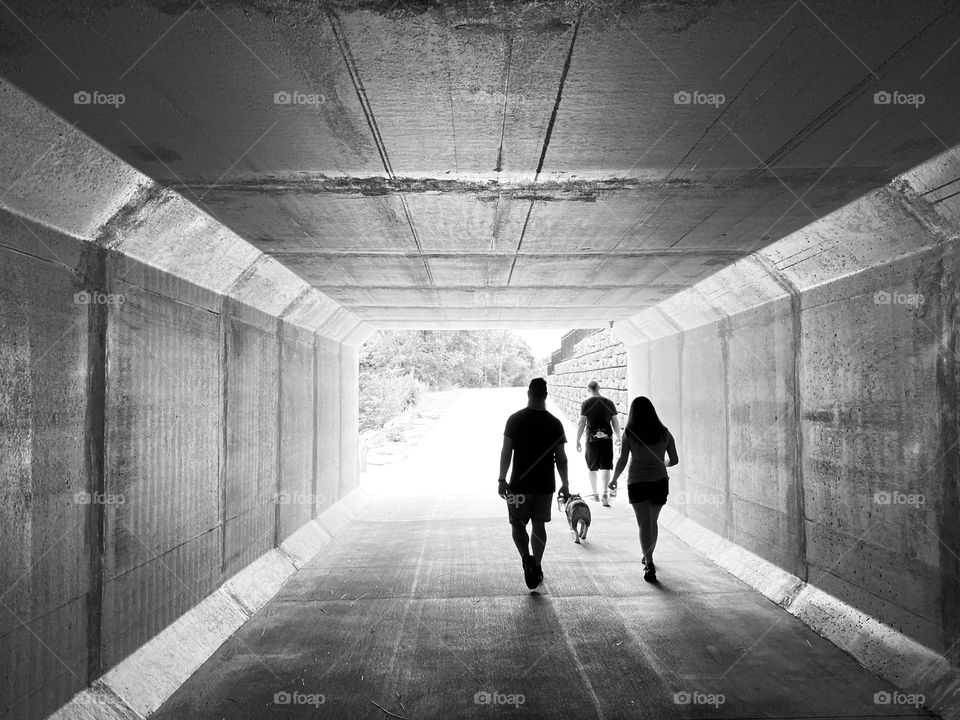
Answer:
[{"left": 154, "top": 388, "right": 937, "bottom": 720}]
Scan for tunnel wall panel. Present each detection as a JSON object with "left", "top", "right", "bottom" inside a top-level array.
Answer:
[
  {"left": 222, "top": 310, "right": 279, "bottom": 576},
  {"left": 725, "top": 296, "right": 803, "bottom": 576},
  {"left": 0, "top": 236, "right": 89, "bottom": 719},
  {"left": 643, "top": 332, "right": 684, "bottom": 496},
  {"left": 340, "top": 346, "right": 360, "bottom": 499},
  {"left": 102, "top": 279, "right": 222, "bottom": 668},
  {"left": 316, "top": 336, "right": 342, "bottom": 514},
  {"left": 277, "top": 329, "right": 316, "bottom": 541},
  {"left": 678, "top": 323, "right": 728, "bottom": 537},
  {"left": 799, "top": 249, "right": 944, "bottom": 648}
]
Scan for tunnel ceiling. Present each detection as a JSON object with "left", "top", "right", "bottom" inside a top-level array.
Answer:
[{"left": 2, "top": 0, "right": 960, "bottom": 327}]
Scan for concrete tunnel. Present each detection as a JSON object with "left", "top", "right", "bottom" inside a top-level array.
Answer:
[{"left": 1, "top": 0, "right": 960, "bottom": 718}]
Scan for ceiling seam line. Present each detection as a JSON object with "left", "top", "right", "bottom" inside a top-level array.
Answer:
[
  {"left": 325, "top": 4, "right": 446, "bottom": 322},
  {"left": 533, "top": 10, "right": 582, "bottom": 181}
]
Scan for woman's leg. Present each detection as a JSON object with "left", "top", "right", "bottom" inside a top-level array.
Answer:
[
  {"left": 631, "top": 501, "right": 654, "bottom": 562},
  {"left": 646, "top": 503, "right": 663, "bottom": 563}
]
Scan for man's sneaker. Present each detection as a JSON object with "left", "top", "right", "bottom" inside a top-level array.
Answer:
[
  {"left": 601, "top": 493, "right": 610, "bottom": 507},
  {"left": 588, "top": 493, "right": 600, "bottom": 502},
  {"left": 522, "top": 555, "right": 538, "bottom": 589}
]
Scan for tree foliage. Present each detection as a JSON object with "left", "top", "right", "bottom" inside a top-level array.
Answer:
[
  {"left": 359, "top": 330, "right": 546, "bottom": 429},
  {"left": 361, "top": 330, "right": 545, "bottom": 391}
]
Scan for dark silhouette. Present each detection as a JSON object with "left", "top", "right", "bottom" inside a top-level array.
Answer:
[
  {"left": 498, "top": 378, "right": 570, "bottom": 589},
  {"left": 611, "top": 396, "right": 678, "bottom": 582},
  {"left": 576, "top": 380, "right": 621, "bottom": 506}
]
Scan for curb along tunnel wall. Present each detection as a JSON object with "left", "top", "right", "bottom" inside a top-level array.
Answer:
[{"left": 0, "top": 83, "right": 365, "bottom": 720}]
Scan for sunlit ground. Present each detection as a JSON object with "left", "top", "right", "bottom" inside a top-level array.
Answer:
[{"left": 361, "top": 387, "right": 611, "bottom": 501}]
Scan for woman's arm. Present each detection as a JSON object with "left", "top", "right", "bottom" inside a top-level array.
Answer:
[
  {"left": 666, "top": 431, "right": 679, "bottom": 467},
  {"left": 612, "top": 438, "right": 629, "bottom": 483}
]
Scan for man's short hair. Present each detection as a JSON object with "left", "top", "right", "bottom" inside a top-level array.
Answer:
[
  {"left": 587, "top": 380, "right": 599, "bottom": 392},
  {"left": 528, "top": 378, "right": 548, "bottom": 399}
]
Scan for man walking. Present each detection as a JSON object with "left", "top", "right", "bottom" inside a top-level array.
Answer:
[
  {"left": 576, "top": 380, "right": 621, "bottom": 506},
  {"left": 498, "top": 378, "right": 570, "bottom": 590}
]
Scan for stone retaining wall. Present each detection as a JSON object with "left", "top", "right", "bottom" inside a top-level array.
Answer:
[{"left": 548, "top": 329, "right": 628, "bottom": 423}]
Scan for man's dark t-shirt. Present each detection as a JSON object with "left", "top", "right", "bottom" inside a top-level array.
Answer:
[
  {"left": 580, "top": 396, "right": 618, "bottom": 440},
  {"left": 504, "top": 408, "right": 566, "bottom": 494}
]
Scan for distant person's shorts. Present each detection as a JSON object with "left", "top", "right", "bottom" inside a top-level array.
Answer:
[
  {"left": 628, "top": 478, "right": 669, "bottom": 506},
  {"left": 585, "top": 439, "right": 613, "bottom": 471},
  {"left": 506, "top": 492, "right": 553, "bottom": 525}
]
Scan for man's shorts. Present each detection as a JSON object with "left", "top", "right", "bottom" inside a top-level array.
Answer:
[
  {"left": 627, "top": 478, "right": 669, "bottom": 506},
  {"left": 584, "top": 438, "right": 614, "bottom": 471},
  {"left": 506, "top": 492, "right": 553, "bottom": 525}
]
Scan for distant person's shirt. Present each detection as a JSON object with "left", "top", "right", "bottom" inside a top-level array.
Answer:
[
  {"left": 623, "top": 429, "right": 678, "bottom": 484},
  {"left": 580, "top": 396, "right": 618, "bottom": 441},
  {"left": 504, "top": 408, "right": 567, "bottom": 494}
]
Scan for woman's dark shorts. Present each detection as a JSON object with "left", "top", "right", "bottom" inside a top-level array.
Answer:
[
  {"left": 628, "top": 478, "right": 669, "bottom": 506},
  {"left": 585, "top": 438, "right": 614, "bottom": 471}
]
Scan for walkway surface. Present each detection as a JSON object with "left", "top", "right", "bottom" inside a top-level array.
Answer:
[{"left": 154, "top": 388, "right": 937, "bottom": 720}]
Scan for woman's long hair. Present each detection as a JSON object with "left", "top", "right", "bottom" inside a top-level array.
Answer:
[{"left": 625, "top": 396, "right": 667, "bottom": 445}]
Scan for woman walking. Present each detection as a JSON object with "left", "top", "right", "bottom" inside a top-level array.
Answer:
[{"left": 611, "top": 396, "right": 678, "bottom": 582}]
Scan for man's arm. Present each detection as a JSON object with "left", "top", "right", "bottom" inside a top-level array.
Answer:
[
  {"left": 498, "top": 436, "right": 513, "bottom": 497},
  {"left": 555, "top": 443, "right": 570, "bottom": 497},
  {"left": 611, "top": 413, "right": 622, "bottom": 445},
  {"left": 576, "top": 416, "right": 587, "bottom": 452}
]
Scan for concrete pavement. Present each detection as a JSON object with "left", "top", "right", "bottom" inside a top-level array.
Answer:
[{"left": 152, "top": 389, "right": 936, "bottom": 719}]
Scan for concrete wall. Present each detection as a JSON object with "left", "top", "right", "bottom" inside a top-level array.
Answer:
[
  {"left": 0, "top": 83, "right": 369, "bottom": 720},
  {"left": 548, "top": 328, "right": 628, "bottom": 423},
  {"left": 616, "top": 154, "right": 960, "bottom": 667}
]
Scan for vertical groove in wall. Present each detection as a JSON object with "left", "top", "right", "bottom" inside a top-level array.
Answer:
[
  {"left": 755, "top": 255, "right": 808, "bottom": 581},
  {"left": 80, "top": 245, "right": 107, "bottom": 683},
  {"left": 937, "top": 258, "right": 959, "bottom": 664},
  {"left": 342, "top": 343, "right": 346, "bottom": 501},
  {"left": 274, "top": 320, "right": 283, "bottom": 547},
  {"left": 218, "top": 301, "right": 229, "bottom": 574},
  {"left": 718, "top": 315, "right": 733, "bottom": 539},
  {"left": 312, "top": 335, "right": 319, "bottom": 519}
]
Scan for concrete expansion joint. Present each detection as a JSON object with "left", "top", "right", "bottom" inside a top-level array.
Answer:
[
  {"left": 750, "top": 252, "right": 801, "bottom": 300},
  {"left": 91, "top": 182, "right": 168, "bottom": 252},
  {"left": 889, "top": 180, "right": 960, "bottom": 246}
]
